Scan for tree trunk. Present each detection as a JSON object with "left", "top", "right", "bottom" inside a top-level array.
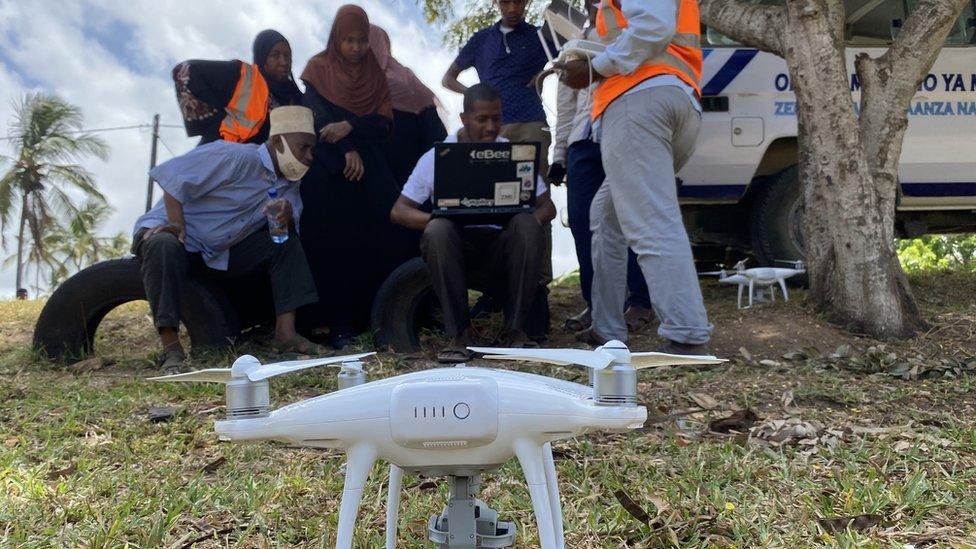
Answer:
[
  {"left": 701, "top": 0, "right": 967, "bottom": 338},
  {"left": 15, "top": 193, "right": 28, "bottom": 297},
  {"left": 781, "top": 0, "right": 925, "bottom": 338}
]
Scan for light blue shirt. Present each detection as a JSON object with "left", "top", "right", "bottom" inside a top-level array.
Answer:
[
  {"left": 134, "top": 140, "right": 303, "bottom": 271},
  {"left": 590, "top": 0, "right": 700, "bottom": 115}
]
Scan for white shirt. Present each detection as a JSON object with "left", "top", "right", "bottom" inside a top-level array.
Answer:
[{"left": 401, "top": 133, "right": 548, "bottom": 206}]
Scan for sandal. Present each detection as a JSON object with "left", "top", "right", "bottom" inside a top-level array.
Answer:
[
  {"left": 159, "top": 349, "right": 187, "bottom": 375},
  {"left": 624, "top": 305, "right": 652, "bottom": 332},
  {"left": 273, "top": 334, "right": 334, "bottom": 357},
  {"left": 437, "top": 347, "right": 475, "bottom": 364},
  {"left": 564, "top": 307, "right": 592, "bottom": 332}
]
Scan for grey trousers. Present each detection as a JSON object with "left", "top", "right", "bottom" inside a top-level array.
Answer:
[
  {"left": 501, "top": 121, "right": 553, "bottom": 284},
  {"left": 420, "top": 214, "right": 543, "bottom": 337},
  {"left": 590, "top": 86, "right": 713, "bottom": 344},
  {"left": 134, "top": 228, "right": 318, "bottom": 330}
]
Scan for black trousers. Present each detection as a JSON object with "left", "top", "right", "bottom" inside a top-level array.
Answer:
[
  {"left": 420, "top": 213, "right": 543, "bottom": 337},
  {"left": 134, "top": 228, "right": 318, "bottom": 330}
]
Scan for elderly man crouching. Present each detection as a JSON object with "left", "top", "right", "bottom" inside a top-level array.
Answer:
[{"left": 133, "top": 106, "right": 327, "bottom": 371}]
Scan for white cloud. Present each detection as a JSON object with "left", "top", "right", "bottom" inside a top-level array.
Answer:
[{"left": 0, "top": 0, "right": 577, "bottom": 299}]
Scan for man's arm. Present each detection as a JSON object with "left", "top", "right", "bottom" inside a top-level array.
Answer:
[
  {"left": 146, "top": 191, "right": 187, "bottom": 243},
  {"left": 551, "top": 81, "right": 579, "bottom": 169},
  {"left": 441, "top": 63, "right": 468, "bottom": 94},
  {"left": 590, "top": 0, "right": 677, "bottom": 78},
  {"left": 534, "top": 191, "right": 557, "bottom": 225},
  {"left": 390, "top": 195, "right": 431, "bottom": 232}
]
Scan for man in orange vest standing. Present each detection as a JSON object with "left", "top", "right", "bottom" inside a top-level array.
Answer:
[{"left": 560, "top": 0, "right": 713, "bottom": 354}]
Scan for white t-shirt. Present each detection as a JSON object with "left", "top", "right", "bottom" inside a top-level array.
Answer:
[{"left": 401, "top": 133, "right": 548, "bottom": 206}]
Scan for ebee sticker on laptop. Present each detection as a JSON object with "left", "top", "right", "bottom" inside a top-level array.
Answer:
[{"left": 494, "top": 181, "right": 521, "bottom": 206}]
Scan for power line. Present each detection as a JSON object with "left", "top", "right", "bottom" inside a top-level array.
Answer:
[
  {"left": 0, "top": 122, "right": 184, "bottom": 141},
  {"left": 157, "top": 135, "right": 177, "bottom": 157}
]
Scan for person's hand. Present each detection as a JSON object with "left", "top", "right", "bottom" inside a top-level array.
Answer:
[
  {"left": 147, "top": 222, "right": 186, "bottom": 244},
  {"left": 547, "top": 163, "right": 566, "bottom": 186},
  {"left": 559, "top": 59, "right": 600, "bottom": 90},
  {"left": 344, "top": 150, "right": 365, "bottom": 181},
  {"left": 319, "top": 121, "right": 353, "bottom": 143}
]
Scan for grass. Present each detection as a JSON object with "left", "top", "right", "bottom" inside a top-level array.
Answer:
[{"left": 2, "top": 275, "right": 976, "bottom": 547}]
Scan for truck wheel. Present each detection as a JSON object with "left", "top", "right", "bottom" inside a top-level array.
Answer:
[
  {"left": 750, "top": 166, "right": 808, "bottom": 286},
  {"left": 33, "top": 257, "right": 240, "bottom": 362},
  {"left": 371, "top": 257, "right": 442, "bottom": 352}
]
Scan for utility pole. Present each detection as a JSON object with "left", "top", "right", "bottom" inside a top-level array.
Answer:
[{"left": 144, "top": 113, "right": 160, "bottom": 213}]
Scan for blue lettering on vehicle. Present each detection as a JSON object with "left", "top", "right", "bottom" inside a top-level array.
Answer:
[{"left": 774, "top": 101, "right": 796, "bottom": 116}]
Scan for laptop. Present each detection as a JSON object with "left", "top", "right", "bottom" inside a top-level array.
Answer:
[{"left": 432, "top": 142, "right": 541, "bottom": 224}]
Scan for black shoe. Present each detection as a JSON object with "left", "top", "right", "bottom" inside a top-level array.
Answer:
[
  {"left": 575, "top": 326, "right": 610, "bottom": 347},
  {"left": 658, "top": 340, "right": 710, "bottom": 356},
  {"left": 330, "top": 331, "right": 353, "bottom": 350}
]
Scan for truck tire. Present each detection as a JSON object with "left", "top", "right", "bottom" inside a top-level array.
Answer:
[
  {"left": 371, "top": 257, "right": 441, "bottom": 352},
  {"left": 33, "top": 257, "right": 240, "bottom": 361},
  {"left": 750, "top": 166, "right": 809, "bottom": 286}
]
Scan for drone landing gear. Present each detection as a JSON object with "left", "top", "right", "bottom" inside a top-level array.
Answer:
[{"left": 428, "top": 475, "right": 517, "bottom": 548}]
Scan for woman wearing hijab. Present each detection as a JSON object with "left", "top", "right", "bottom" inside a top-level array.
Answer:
[
  {"left": 253, "top": 29, "right": 304, "bottom": 108},
  {"left": 173, "top": 30, "right": 302, "bottom": 145},
  {"left": 299, "top": 4, "right": 415, "bottom": 348},
  {"left": 369, "top": 24, "right": 448, "bottom": 187}
]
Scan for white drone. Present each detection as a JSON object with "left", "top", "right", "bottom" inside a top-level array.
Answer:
[
  {"left": 150, "top": 342, "right": 725, "bottom": 549},
  {"left": 702, "top": 259, "right": 806, "bottom": 309}
]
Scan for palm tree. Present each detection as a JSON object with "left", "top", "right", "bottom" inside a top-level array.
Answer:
[
  {"left": 46, "top": 201, "right": 130, "bottom": 286},
  {"left": 0, "top": 93, "right": 108, "bottom": 297}
]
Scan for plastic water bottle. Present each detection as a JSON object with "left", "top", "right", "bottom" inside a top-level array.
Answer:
[{"left": 266, "top": 188, "right": 288, "bottom": 244}]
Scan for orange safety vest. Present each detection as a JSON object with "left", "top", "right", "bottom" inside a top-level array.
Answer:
[
  {"left": 219, "top": 62, "right": 270, "bottom": 143},
  {"left": 592, "top": 0, "right": 703, "bottom": 119}
]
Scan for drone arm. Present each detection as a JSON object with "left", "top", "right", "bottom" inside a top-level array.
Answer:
[
  {"left": 514, "top": 438, "right": 559, "bottom": 549},
  {"left": 336, "top": 443, "right": 378, "bottom": 549},
  {"left": 542, "top": 443, "right": 566, "bottom": 549},
  {"left": 385, "top": 465, "right": 403, "bottom": 549}
]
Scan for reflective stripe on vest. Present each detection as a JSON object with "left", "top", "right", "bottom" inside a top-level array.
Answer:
[
  {"left": 592, "top": 0, "right": 703, "bottom": 119},
  {"left": 219, "top": 62, "right": 270, "bottom": 143}
]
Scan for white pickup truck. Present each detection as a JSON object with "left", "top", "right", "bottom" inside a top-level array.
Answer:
[{"left": 680, "top": 0, "right": 976, "bottom": 266}]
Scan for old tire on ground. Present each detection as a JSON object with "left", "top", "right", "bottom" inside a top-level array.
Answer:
[
  {"left": 33, "top": 257, "right": 240, "bottom": 361},
  {"left": 750, "top": 165, "right": 809, "bottom": 286},
  {"left": 371, "top": 257, "right": 440, "bottom": 352}
]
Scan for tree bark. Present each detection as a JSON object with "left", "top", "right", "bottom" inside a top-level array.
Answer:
[
  {"left": 701, "top": 0, "right": 967, "bottom": 338},
  {"left": 15, "top": 192, "right": 28, "bottom": 296}
]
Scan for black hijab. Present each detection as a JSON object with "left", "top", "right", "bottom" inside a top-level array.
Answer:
[{"left": 253, "top": 29, "right": 303, "bottom": 106}]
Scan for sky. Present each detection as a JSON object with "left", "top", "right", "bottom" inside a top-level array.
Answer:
[{"left": 0, "top": 0, "right": 573, "bottom": 298}]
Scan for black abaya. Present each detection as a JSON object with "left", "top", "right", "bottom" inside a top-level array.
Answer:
[{"left": 299, "top": 88, "right": 420, "bottom": 334}]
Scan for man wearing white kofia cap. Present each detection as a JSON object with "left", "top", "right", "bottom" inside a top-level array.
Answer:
[{"left": 134, "top": 106, "right": 329, "bottom": 370}]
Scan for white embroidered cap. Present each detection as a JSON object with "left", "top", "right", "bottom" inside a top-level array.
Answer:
[{"left": 269, "top": 106, "right": 314, "bottom": 136}]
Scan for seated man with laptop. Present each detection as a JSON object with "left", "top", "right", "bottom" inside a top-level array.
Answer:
[{"left": 391, "top": 84, "right": 556, "bottom": 362}]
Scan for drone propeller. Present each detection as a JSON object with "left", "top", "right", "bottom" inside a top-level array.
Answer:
[
  {"left": 629, "top": 352, "right": 726, "bottom": 369},
  {"left": 148, "top": 352, "right": 376, "bottom": 384},
  {"left": 468, "top": 347, "right": 616, "bottom": 370},
  {"left": 775, "top": 259, "right": 806, "bottom": 270},
  {"left": 699, "top": 270, "right": 727, "bottom": 276},
  {"left": 469, "top": 342, "right": 725, "bottom": 370}
]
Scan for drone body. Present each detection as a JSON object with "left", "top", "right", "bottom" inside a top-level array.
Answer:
[
  {"left": 217, "top": 366, "right": 644, "bottom": 548},
  {"left": 152, "top": 343, "right": 725, "bottom": 548},
  {"left": 702, "top": 260, "right": 806, "bottom": 309}
]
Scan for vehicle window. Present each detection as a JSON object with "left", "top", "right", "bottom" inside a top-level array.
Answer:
[
  {"left": 845, "top": 0, "right": 904, "bottom": 45},
  {"left": 932, "top": 1, "right": 976, "bottom": 45}
]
